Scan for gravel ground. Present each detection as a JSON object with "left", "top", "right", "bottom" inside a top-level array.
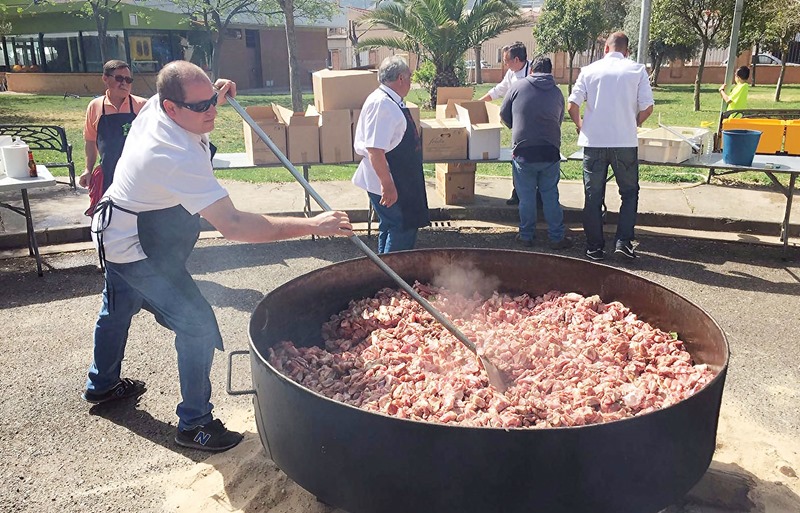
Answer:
[{"left": 0, "top": 228, "right": 798, "bottom": 512}]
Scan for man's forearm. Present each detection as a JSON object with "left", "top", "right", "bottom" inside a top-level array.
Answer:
[
  {"left": 84, "top": 141, "right": 98, "bottom": 170},
  {"left": 637, "top": 105, "right": 654, "bottom": 127},
  {"left": 567, "top": 103, "right": 581, "bottom": 128}
]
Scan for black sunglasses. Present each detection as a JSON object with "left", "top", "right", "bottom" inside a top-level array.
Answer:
[
  {"left": 170, "top": 92, "right": 218, "bottom": 113},
  {"left": 110, "top": 75, "right": 134, "bottom": 84}
]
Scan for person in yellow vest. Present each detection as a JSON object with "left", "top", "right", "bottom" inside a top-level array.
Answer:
[{"left": 718, "top": 66, "right": 750, "bottom": 116}]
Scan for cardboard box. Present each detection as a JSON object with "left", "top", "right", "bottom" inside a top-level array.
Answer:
[
  {"left": 435, "top": 166, "right": 475, "bottom": 204},
  {"left": 455, "top": 101, "right": 503, "bottom": 160},
  {"left": 308, "top": 105, "right": 353, "bottom": 163},
  {"left": 243, "top": 106, "right": 287, "bottom": 165},
  {"left": 435, "top": 162, "right": 477, "bottom": 174},
  {"left": 272, "top": 104, "right": 320, "bottom": 164},
  {"left": 435, "top": 86, "right": 474, "bottom": 120},
  {"left": 312, "top": 69, "right": 377, "bottom": 112},
  {"left": 419, "top": 118, "right": 468, "bottom": 161}
]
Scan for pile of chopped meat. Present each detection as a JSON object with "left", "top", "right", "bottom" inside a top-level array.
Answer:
[{"left": 268, "top": 285, "right": 716, "bottom": 429}]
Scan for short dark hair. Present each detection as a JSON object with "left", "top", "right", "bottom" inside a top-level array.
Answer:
[
  {"left": 736, "top": 66, "right": 751, "bottom": 80},
  {"left": 103, "top": 60, "right": 130, "bottom": 76},
  {"left": 606, "top": 32, "right": 629, "bottom": 52},
  {"left": 504, "top": 42, "right": 527, "bottom": 63},
  {"left": 532, "top": 56, "right": 552, "bottom": 74},
  {"left": 156, "top": 60, "right": 210, "bottom": 111}
]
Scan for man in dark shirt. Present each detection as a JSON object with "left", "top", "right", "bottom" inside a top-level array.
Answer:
[{"left": 499, "top": 57, "right": 572, "bottom": 250}]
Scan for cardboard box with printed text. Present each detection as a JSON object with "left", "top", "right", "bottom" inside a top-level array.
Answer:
[{"left": 419, "top": 118, "right": 468, "bottom": 161}]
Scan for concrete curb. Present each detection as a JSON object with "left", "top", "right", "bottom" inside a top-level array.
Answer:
[{"left": 2, "top": 204, "right": 795, "bottom": 251}]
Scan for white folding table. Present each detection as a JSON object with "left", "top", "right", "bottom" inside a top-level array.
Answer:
[{"left": 0, "top": 166, "right": 57, "bottom": 276}]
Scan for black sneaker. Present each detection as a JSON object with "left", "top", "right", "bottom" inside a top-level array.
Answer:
[
  {"left": 515, "top": 234, "right": 534, "bottom": 247},
  {"left": 585, "top": 248, "right": 605, "bottom": 261},
  {"left": 82, "top": 378, "right": 146, "bottom": 405},
  {"left": 615, "top": 241, "right": 636, "bottom": 259},
  {"left": 175, "top": 418, "right": 243, "bottom": 452},
  {"left": 549, "top": 236, "right": 573, "bottom": 250}
]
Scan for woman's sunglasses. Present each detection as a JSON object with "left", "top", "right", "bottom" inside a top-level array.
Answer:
[
  {"left": 170, "top": 92, "right": 219, "bottom": 113},
  {"left": 110, "top": 75, "right": 134, "bottom": 84}
]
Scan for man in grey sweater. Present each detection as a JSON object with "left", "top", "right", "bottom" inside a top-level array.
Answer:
[{"left": 499, "top": 57, "right": 572, "bottom": 249}]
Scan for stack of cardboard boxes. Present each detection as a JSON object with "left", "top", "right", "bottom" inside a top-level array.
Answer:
[{"left": 424, "top": 87, "right": 503, "bottom": 204}]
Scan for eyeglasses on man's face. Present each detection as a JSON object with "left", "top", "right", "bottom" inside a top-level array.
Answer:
[
  {"left": 109, "top": 74, "right": 134, "bottom": 84},
  {"left": 171, "top": 91, "right": 219, "bottom": 113}
]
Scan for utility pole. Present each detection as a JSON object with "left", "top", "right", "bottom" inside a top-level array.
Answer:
[
  {"left": 637, "top": 0, "right": 652, "bottom": 64},
  {"left": 720, "top": 0, "right": 745, "bottom": 116}
]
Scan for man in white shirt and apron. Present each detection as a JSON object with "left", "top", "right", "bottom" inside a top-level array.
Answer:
[
  {"left": 352, "top": 56, "right": 429, "bottom": 253},
  {"left": 480, "top": 42, "right": 530, "bottom": 206},
  {"left": 84, "top": 61, "right": 352, "bottom": 452}
]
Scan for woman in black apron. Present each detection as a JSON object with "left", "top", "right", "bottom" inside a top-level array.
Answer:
[{"left": 368, "top": 92, "right": 430, "bottom": 253}]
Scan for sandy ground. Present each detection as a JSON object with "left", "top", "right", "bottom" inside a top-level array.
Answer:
[{"left": 1, "top": 229, "right": 798, "bottom": 513}]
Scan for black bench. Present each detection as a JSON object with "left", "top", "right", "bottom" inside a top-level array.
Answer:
[{"left": 0, "top": 125, "right": 76, "bottom": 188}]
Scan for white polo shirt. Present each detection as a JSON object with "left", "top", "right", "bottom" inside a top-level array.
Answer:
[
  {"left": 91, "top": 95, "right": 228, "bottom": 263},
  {"left": 568, "top": 52, "right": 654, "bottom": 148},
  {"left": 487, "top": 61, "right": 530, "bottom": 100},
  {"left": 352, "top": 85, "right": 408, "bottom": 196}
]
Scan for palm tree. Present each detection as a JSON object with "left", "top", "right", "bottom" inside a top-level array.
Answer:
[{"left": 358, "top": 0, "right": 529, "bottom": 106}]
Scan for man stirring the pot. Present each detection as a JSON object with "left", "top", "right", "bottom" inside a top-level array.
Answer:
[
  {"left": 83, "top": 60, "right": 353, "bottom": 452},
  {"left": 80, "top": 60, "right": 146, "bottom": 213},
  {"left": 352, "top": 56, "right": 429, "bottom": 253}
]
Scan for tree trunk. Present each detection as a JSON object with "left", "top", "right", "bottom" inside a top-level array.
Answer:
[
  {"left": 774, "top": 63, "right": 786, "bottom": 102},
  {"left": 474, "top": 45, "right": 483, "bottom": 84},
  {"left": 649, "top": 54, "right": 663, "bottom": 87},
  {"left": 568, "top": 51, "right": 576, "bottom": 94},
  {"left": 751, "top": 42, "right": 759, "bottom": 86},
  {"left": 348, "top": 21, "right": 361, "bottom": 68},
  {"left": 210, "top": 11, "right": 224, "bottom": 81},
  {"left": 281, "top": 0, "right": 303, "bottom": 111},
  {"left": 693, "top": 42, "right": 709, "bottom": 112},
  {"left": 92, "top": 4, "right": 108, "bottom": 65},
  {"left": 431, "top": 66, "right": 459, "bottom": 107}
]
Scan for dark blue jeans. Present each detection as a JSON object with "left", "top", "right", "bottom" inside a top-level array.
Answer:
[
  {"left": 582, "top": 147, "right": 639, "bottom": 251},
  {"left": 368, "top": 192, "right": 418, "bottom": 253},
  {"left": 86, "top": 258, "right": 223, "bottom": 431},
  {"left": 512, "top": 158, "right": 565, "bottom": 242}
]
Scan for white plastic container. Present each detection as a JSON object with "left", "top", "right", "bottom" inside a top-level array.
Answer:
[
  {"left": 0, "top": 135, "right": 13, "bottom": 178},
  {"left": 637, "top": 127, "right": 710, "bottom": 164},
  {"left": 1, "top": 140, "right": 31, "bottom": 179}
]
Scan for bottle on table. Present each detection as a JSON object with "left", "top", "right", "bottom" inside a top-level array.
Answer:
[{"left": 27, "top": 150, "right": 38, "bottom": 177}]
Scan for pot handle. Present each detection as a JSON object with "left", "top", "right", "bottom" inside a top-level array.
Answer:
[{"left": 226, "top": 349, "right": 255, "bottom": 396}]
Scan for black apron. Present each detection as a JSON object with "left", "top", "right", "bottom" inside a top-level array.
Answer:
[
  {"left": 383, "top": 92, "right": 430, "bottom": 229},
  {"left": 96, "top": 96, "right": 137, "bottom": 193}
]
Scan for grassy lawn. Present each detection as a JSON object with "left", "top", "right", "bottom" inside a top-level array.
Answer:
[{"left": 1, "top": 82, "right": 798, "bottom": 186}]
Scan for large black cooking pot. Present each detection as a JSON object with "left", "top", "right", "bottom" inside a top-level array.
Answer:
[{"left": 243, "top": 249, "right": 729, "bottom": 513}]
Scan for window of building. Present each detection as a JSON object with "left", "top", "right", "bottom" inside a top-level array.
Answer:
[
  {"left": 127, "top": 30, "right": 177, "bottom": 73},
  {"left": 42, "top": 33, "right": 82, "bottom": 72},
  {"left": 81, "top": 31, "right": 126, "bottom": 72},
  {"left": 245, "top": 29, "right": 258, "bottom": 48}
]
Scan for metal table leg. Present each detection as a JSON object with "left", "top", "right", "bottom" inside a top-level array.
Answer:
[
  {"left": 367, "top": 201, "right": 373, "bottom": 237},
  {"left": 302, "top": 165, "right": 315, "bottom": 241},
  {"left": 781, "top": 174, "right": 796, "bottom": 259},
  {"left": 20, "top": 189, "right": 44, "bottom": 276}
]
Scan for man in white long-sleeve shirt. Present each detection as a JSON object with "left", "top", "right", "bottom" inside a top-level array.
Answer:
[
  {"left": 567, "top": 32, "right": 654, "bottom": 261},
  {"left": 479, "top": 42, "right": 530, "bottom": 205}
]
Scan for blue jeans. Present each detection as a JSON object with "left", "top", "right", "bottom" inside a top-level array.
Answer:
[
  {"left": 512, "top": 158, "right": 565, "bottom": 242},
  {"left": 582, "top": 147, "right": 639, "bottom": 251},
  {"left": 368, "top": 192, "right": 418, "bottom": 253},
  {"left": 86, "top": 258, "right": 223, "bottom": 431}
]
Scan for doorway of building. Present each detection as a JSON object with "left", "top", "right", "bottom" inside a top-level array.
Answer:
[{"left": 245, "top": 29, "right": 262, "bottom": 89}]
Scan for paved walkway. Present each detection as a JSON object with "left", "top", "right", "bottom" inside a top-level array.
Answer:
[{"left": 0, "top": 174, "right": 798, "bottom": 252}]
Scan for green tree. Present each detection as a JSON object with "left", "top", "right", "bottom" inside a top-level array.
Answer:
[
  {"left": 625, "top": 0, "right": 699, "bottom": 87},
  {"left": 177, "top": 0, "right": 336, "bottom": 109},
  {"left": 666, "top": 0, "right": 734, "bottom": 111},
  {"left": 534, "top": 0, "right": 604, "bottom": 92},
  {"left": 358, "top": 0, "right": 528, "bottom": 106},
  {"left": 737, "top": 1, "right": 770, "bottom": 86},
  {"left": 762, "top": 0, "right": 800, "bottom": 101}
]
